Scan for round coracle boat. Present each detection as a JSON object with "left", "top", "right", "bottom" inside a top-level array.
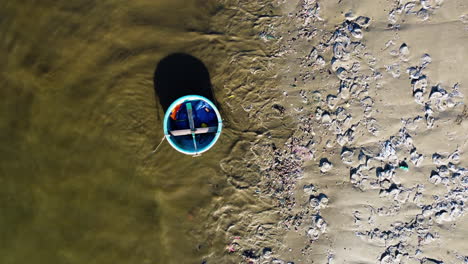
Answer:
[{"left": 163, "top": 95, "right": 222, "bottom": 156}]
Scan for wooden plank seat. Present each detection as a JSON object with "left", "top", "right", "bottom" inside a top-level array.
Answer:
[{"left": 169, "top": 126, "right": 218, "bottom": 136}]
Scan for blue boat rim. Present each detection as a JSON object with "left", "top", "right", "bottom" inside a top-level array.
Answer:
[{"left": 163, "top": 95, "right": 222, "bottom": 155}]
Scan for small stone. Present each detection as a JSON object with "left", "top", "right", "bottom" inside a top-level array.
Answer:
[
  {"left": 355, "top": 16, "right": 371, "bottom": 27},
  {"left": 327, "top": 95, "right": 339, "bottom": 109},
  {"left": 341, "top": 149, "right": 355, "bottom": 164},
  {"left": 303, "top": 184, "right": 316, "bottom": 194},
  {"left": 399, "top": 43, "right": 410, "bottom": 61},
  {"left": 421, "top": 54, "right": 432, "bottom": 68},
  {"left": 322, "top": 113, "right": 332, "bottom": 124},
  {"left": 320, "top": 158, "right": 333, "bottom": 172}
]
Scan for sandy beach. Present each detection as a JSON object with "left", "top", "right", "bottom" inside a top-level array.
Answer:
[{"left": 228, "top": 0, "right": 468, "bottom": 263}]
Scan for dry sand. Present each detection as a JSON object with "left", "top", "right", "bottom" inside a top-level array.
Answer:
[{"left": 224, "top": 0, "right": 468, "bottom": 263}]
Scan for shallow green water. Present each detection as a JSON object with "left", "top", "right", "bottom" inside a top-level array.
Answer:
[{"left": 0, "top": 1, "right": 282, "bottom": 263}]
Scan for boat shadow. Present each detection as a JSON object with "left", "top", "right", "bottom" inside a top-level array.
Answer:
[{"left": 153, "top": 53, "right": 216, "bottom": 112}]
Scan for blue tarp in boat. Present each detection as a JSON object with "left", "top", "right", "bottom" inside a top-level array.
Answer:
[
  {"left": 163, "top": 95, "right": 222, "bottom": 155},
  {"left": 171, "top": 100, "right": 218, "bottom": 130}
]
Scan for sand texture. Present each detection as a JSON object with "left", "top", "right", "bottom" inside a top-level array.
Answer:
[{"left": 248, "top": 0, "right": 468, "bottom": 263}]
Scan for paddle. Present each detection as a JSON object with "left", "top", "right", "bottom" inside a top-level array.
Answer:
[{"left": 186, "top": 102, "right": 198, "bottom": 153}]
